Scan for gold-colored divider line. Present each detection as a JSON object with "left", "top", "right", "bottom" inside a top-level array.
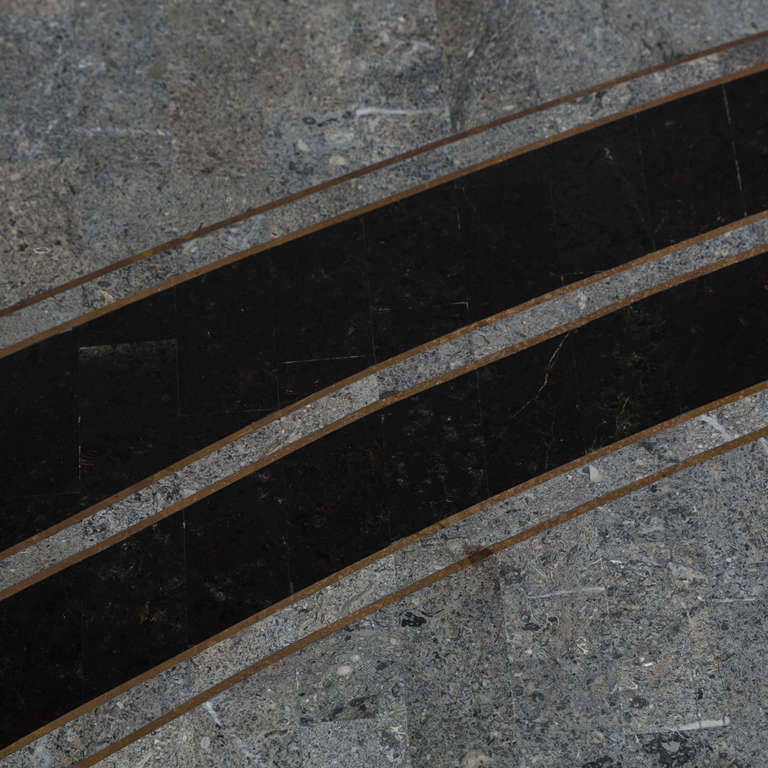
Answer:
[
  {"left": 2, "top": 210, "right": 766, "bottom": 568},
  {"left": 2, "top": 52, "right": 768, "bottom": 360},
  {"left": 0, "top": 374, "right": 766, "bottom": 760},
  {"left": 62, "top": 424, "right": 768, "bottom": 766}
]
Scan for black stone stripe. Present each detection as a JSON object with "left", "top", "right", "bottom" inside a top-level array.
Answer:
[
  {"left": 0, "top": 70, "right": 765, "bottom": 551},
  {"left": 1, "top": 252, "right": 766, "bottom": 750}
]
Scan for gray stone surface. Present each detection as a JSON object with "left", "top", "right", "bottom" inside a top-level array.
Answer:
[
  {"left": 5, "top": 383, "right": 766, "bottom": 767},
  {"left": 493, "top": 515, "right": 623, "bottom": 763},
  {"left": 2, "top": 223, "right": 767, "bottom": 596},
  {"left": 82, "top": 436, "right": 767, "bottom": 767},
  {"left": 3, "top": 4, "right": 768, "bottom": 351}
]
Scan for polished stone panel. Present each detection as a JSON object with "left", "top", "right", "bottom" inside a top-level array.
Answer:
[
  {"left": 271, "top": 218, "right": 371, "bottom": 363},
  {"left": 77, "top": 339, "right": 178, "bottom": 505},
  {"left": 365, "top": 182, "right": 465, "bottom": 312},
  {"left": 371, "top": 302, "right": 470, "bottom": 363},
  {"left": 0, "top": 574, "right": 83, "bottom": 751},
  {"left": 0, "top": 333, "right": 77, "bottom": 504},
  {"left": 277, "top": 356, "right": 373, "bottom": 405},
  {"left": 176, "top": 256, "right": 278, "bottom": 417},
  {"left": 545, "top": 118, "right": 655, "bottom": 271},
  {"left": 80, "top": 514, "right": 186, "bottom": 701}
]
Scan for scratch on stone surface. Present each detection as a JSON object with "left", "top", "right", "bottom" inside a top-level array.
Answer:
[
  {"left": 712, "top": 597, "right": 757, "bottom": 603},
  {"left": 697, "top": 414, "right": 733, "bottom": 442},
  {"left": 204, "top": 701, "right": 223, "bottom": 727},
  {"left": 282, "top": 355, "right": 363, "bottom": 365},
  {"left": 527, "top": 586, "right": 606, "bottom": 599},
  {"left": 668, "top": 717, "right": 731, "bottom": 731},
  {"left": 639, "top": 520, "right": 665, "bottom": 534},
  {"left": 395, "top": 38, "right": 439, "bottom": 64},
  {"left": 506, "top": 331, "right": 570, "bottom": 422},
  {"left": 722, "top": 87, "right": 748, "bottom": 219},
  {"left": 667, "top": 562, "right": 708, "bottom": 581},
  {"left": 758, "top": 437, "right": 768, "bottom": 456},
  {"left": 355, "top": 106, "right": 448, "bottom": 118},
  {"left": 74, "top": 126, "right": 171, "bottom": 137}
]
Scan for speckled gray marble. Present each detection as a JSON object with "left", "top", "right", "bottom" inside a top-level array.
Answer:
[
  {"left": 3, "top": 16, "right": 768, "bottom": 352},
  {"left": 4, "top": 382, "right": 766, "bottom": 767},
  {"left": 78, "top": 436, "right": 767, "bottom": 767},
  {"left": 3, "top": 219, "right": 767, "bottom": 596}
]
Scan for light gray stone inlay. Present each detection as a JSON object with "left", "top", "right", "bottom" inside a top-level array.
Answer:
[
  {"left": 3, "top": 385, "right": 766, "bottom": 768},
  {"left": 2, "top": 218, "right": 767, "bottom": 596},
  {"left": 2, "top": 32, "right": 767, "bottom": 352}
]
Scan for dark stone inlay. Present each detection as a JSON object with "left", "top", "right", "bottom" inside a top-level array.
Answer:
[
  {"left": 381, "top": 375, "right": 488, "bottom": 541},
  {"left": 0, "top": 575, "right": 83, "bottom": 747},
  {"left": 271, "top": 218, "right": 371, "bottom": 363},
  {"left": 542, "top": 117, "right": 655, "bottom": 275},
  {"left": 1, "top": 72, "right": 766, "bottom": 551},
  {"left": 726, "top": 68, "right": 768, "bottom": 216},
  {"left": 371, "top": 302, "right": 470, "bottom": 362},
  {"left": 282, "top": 417, "right": 389, "bottom": 595},
  {"left": 637, "top": 85, "right": 744, "bottom": 247},
  {"left": 0, "top": 333, "right": 78, "bottom": 500},
  {"left": 2, "top": 495, "right": 81, "bottom": 550},
  {"left": 77, "top": 291, "right": 177, "bottom": 348},
  {"left": 77, "top": 340, "right": 179, "bottom": 506},
  {"left": 80, "top": 515, "right": 186, "bottom": 700},
  {"left": 184, "top": 467, "right": 290, "bottom": 646},
  {"left": 176, "top": 256, "right": 279, "bottom": 417},
  {"left": 457, "top": 152, "right": 557, "bottom": 322},
  {"left": 365, "top": 183, "right": 465, "bottom": 311},
  {"left": 479, "top": 254, "right": 768, "bottom": 493},
  {"left": 1, "top": 253, "right": 766, "bottom": 749}
]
